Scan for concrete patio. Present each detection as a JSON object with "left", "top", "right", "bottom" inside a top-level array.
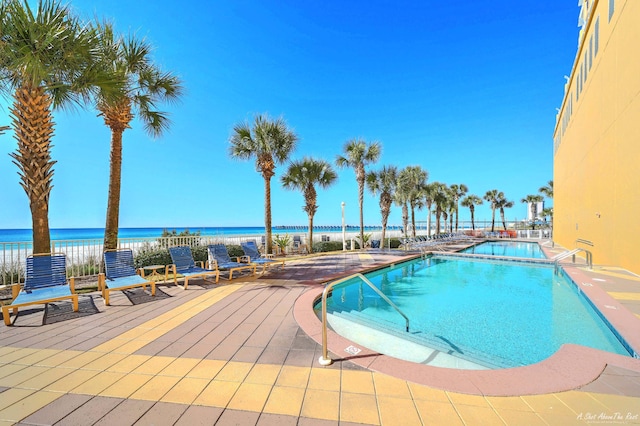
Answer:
[{"left": 1, "top": 247, "right": 639, "bottom": 425}]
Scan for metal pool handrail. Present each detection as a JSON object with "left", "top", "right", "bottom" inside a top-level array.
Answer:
[{"left": 318, "top": 273, "right": 410, "bottom": 366}]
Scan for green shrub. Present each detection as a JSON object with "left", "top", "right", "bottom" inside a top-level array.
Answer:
[
  {"left": 312, "top": 241, "right": 345, "bottom": 252},
  {"left": 385, "top": 238, "right": 402, "bottom": 249},
  {"left": 134, "top": 247, "right": 172, "bottom": 268},
  {"left": 226, "top": 244, "right": 244, "bottom": 259}
]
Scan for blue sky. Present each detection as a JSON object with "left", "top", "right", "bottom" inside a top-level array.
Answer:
[{"left": 0, "top": 1, "right": 577, "bottom": 230}]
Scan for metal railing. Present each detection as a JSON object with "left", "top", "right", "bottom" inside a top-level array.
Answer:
[
  {"left": 318, "top": 273, "right": 409, "bottom": 366},
  {"left": 553, "top": 246, "right": 593, "bottom": 274}
]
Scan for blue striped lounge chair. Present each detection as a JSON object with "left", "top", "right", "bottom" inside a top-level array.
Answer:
[
  {"left": 99, "top": 249, "right": 156, "bottom": 306},
  {"left": 240, "top": 241, "right": 285, "bottom": 274},
  {"left": 2, "top": 253, "right": 78, "bottom": 326},
  {"left": 166, "top": 246, "right": 219, "bottom": 289},
  {"left": 207, "top": 244, "right": 256, "bottom": 280}
]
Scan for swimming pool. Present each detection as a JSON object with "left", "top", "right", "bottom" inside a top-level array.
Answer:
[
  {"left": 321, "top": 256, "right": 631, "bottom": 369},
  {"left": 461, "top": 240, "right": 547, "bottom": 259}
]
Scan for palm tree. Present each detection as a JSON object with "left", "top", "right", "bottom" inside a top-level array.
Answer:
[
  {"left": 521, "top": 194, "right": 544, "bottom": 230},
  {"left": 393, "top": 177, "right": 411, "bottom": 238},
  {"left": 422, "top": 183, "right": 437, "bottom": 236},
  {"left": 495, "top": 194, "right": 514, "bottom": 230},
  {"left": 397, "top": 166, "right": 427, "bottom": 238},
  {"left": 96, "top": 23, "right": 183, "bottom": 251},
  {"left": 366, "top": 165, "right": 397, "bottom": 246},
  {"left": 539, "top": 180, "right": 554, "bottom": 198},
  {"left": 335, "top": 139, "right": 381, "bottom": 248},
  {"left": 229, "top": 114, "right": 299, "bottom": 253},
  {"left": 281, "top": 158, "right": 337, "bottom": 254},
  {"left": 449, "top": 184, "right": 468, "bottom": 233},
  {"left": 484, "top": 189, "right": 502, "bottom": 233},
  {"left": 461, "top": 195, "right": 483, "bottom": 230},
  {"left": 433, "top": 183, "right": 451, "bottom": 235},
  {"left": 1, "top": 0, "right": 121, "bottom": 253}
]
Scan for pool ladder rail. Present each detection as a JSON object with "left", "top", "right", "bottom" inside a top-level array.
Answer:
[
  {"left": 553, "top": 239, "right": 593, "bottom": 274},
  {"left": 318, "top": 273, "right": 410, "bottom": 366}
]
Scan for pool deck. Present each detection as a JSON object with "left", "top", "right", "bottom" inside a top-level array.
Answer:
[{"left": 1, "top": 241, "right": 639, "bottom": 425}]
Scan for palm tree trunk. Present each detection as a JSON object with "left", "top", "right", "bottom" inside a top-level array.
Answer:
[
  {"left": 9, "top": 85, "right": 55, "bottom": 254},
  {"left": 470, "top": 206, "right": 475, "bottom": 230},
  {"left": 104, "top": 128, "right": 124, "bottom": 251},
  {"left": 410, "top": 204, "right": 416, "bottom": 238},
  {"left": 426, "top": 204, "right": 432, "bottom": 236},
  {"left": 358, "top": 180, "right": 364, "bottom": 250},
  {"left": 500, "top": 209, "right": 507, "bottom": 230},
  {"left": 435, "top": 207, "right": 441, "bottom": 235},
  {"left": 380, "top": 206, "right": 389, "bottom": 248},
  {"left": 307, "top": 214, "right": 314, "bottom": 254},
  {"left": 491, "top": 208, "right": 496, "bottom": 232},
  {"left": 455, "top": 205, "right": 459, "bottom": 232},
  {"left": 264, "top": 177, "right": 273, "bottom": 254},
  {"left": 401, "top": 203, "right": 409, "bottom": 237}
]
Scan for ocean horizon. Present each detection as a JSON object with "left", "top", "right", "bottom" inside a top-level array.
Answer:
[{"left": 0, "top": 225, "right": 395, "bottom": 243}]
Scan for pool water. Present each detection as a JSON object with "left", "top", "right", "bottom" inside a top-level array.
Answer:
[
  {"left": 323, "top": 256, "right": 630, "bottom": 369},
  {"left": 461, "top": 241, "right": 546, "bottom": 259}
]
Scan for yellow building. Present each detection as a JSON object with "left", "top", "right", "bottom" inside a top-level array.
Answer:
[{"left": 553, "top": 0, "right": 640, "bottom": 274}]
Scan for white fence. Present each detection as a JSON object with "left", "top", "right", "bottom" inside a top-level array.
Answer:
[{"left": 0, "top": 227, "right": 550, "bottom": 287}]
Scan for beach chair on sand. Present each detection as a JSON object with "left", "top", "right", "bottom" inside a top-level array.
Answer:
[
  {"left": 166, "top": 246, "right": 219, "bottom": 289},
  {"left": 99, "top": 249, "right": 155, "bottom": 305},
  {"left": 240, "top": 241, "right": 285, "bottom": 274},
  {"left": 2, "top": 253, "right": 78, "bottom": 326},
  {"left": 207, "top": 244, "right": 256, "bottom": 280}
]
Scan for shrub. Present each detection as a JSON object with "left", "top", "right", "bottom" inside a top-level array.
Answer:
[
  {"left": 226, "top": 244, "right": 244, "bottom": 259},
  {"left": 134, "top": 247, "right": 172, "bottom": 268},
  {"left": 312, "top": 241, "right": 345, "bottom": 252},
  {"left": 385, "top": 238, "right": 402, "bottom": 249}
]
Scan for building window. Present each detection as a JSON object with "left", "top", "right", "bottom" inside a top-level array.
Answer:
[
  {"left": 609, "top": 0, "right": 614, "bottom": 21},
  {"left": 589, "top": 36, "right": 594, "bottom": 70},
  {"left": 595, "top": 17, "right": 600, "bottom": 54}
]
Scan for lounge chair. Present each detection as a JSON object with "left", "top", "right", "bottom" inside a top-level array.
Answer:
[
  {"left": 166, "top": 246, "right": 219, "bottom": 289},
  {"left": 292, "top": 235, "right": 309, "bottom": 254},
  {"left": 240, "top": 241, "right": 285, "bottom": 274},
  {"left": 207, "top": 244, "right": 256, "bottom": 280},
  {"left": 99, "top": 249, "right": 156, "bottom": 305},
  {"left": 2, "top": 253, "right": 78, "bottom": 326}
]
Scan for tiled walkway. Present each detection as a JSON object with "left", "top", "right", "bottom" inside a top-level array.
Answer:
[{"left": 1, "top": 247, "right": 640, "bottom": 425}]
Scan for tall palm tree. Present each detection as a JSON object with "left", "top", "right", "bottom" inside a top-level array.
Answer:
[
  {"left": 461, "top": 194, "right": 483, "bottom": 230},
  {"left": 335, "top": 138, "right": 381, "bottom": 248},
  {"left": 230, "top": 114, "right": 299, "bottom": 253},
  {"left": 281, "top": 158, "right": 337, "bottom": 254},
  {"left": 397, "top": 166, "right": 427, "bottom": 238},
  {"left": 393, "top": 177, "right": 411, "bottom": 238},
  {"left": 1, "top": 0, "right": 121, "bottom": 253},
  {"left": 366, "top": 165, "right": 397, "bottom": 246},
  {"left": 521, "top": 194, "right": 544, "bottom": 230},
  {"left": 484, "top": 189, "right": 502, "bottom": 233},
  {"left": 495, "top": 194, "right": 514, "bottom": 230},
  {"left": 96, "top": 23, "right": 183, "bottom": 251},
  {"left": 422, "top": 183, "right": 437, "bottom": 236},
  {"left": 433, "top": 183, "right": 451, "bottom": 235},
  {"left": 539, "top": 180, "right": 554, "bottom": 198},
  {"left": 449, "top": 184, "right": 468, "bottom": 233}
]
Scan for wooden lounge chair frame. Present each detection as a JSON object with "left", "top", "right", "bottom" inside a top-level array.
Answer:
[
  {"left": 166, "top": 246, "right": 219, "bottom": 289},
  {"left": 98, "top": 249, "right": 156, "bottom": 305},
  {"left": 2, "top": 253, "right": 78, "bottom": 326},
  {"left": 207, "top": 244, "right": 256, "bottom": 280}
]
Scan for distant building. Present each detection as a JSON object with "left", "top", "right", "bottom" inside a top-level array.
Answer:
[
  {"left": 553, "top": 0, "right": 639, "bottom": 273},
  {"left": 526, "top": 201, "right": 544, "bottom": 221}
]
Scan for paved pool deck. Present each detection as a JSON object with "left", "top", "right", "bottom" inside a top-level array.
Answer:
[{"left": 1, "top": 241, "right": 639, "bottom": 425}]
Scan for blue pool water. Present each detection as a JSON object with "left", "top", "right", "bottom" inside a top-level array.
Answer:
[
  {"left": 324, "top": 256, "right": 630, "bottom": 369},
  {"left": 461, "top": 241, "right": 546, "bottom": 259}
]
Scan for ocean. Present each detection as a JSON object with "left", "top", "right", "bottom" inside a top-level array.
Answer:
[{"left": 0, "top": 225, "right": 392, "bottom": 243}]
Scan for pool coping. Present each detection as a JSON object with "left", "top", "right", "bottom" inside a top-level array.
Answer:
[{"left": 293, "top": 252, "right": 640, "bottom": 397}]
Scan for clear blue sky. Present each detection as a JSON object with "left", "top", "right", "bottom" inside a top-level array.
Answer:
[{"left": 0, "top": 0, "right": 578, "bottom": 230}]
